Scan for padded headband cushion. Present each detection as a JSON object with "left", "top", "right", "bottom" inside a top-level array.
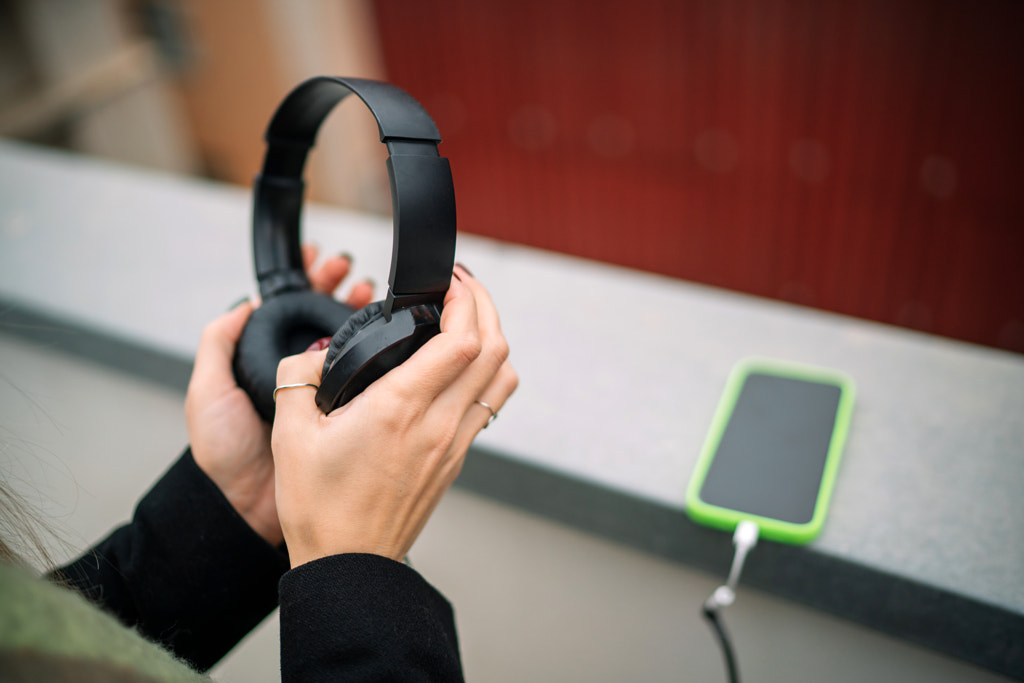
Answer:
[
  {"left": 321, "top": 300, "right": 386, "bottom": 379},
  {"left": 234, "top": 291, "right": 355, "bottom": 421}
]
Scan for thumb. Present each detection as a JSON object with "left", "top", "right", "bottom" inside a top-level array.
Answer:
[
  {"left": 189, "top": 301, "right": 254, "bottom": 399},
  {"left": 214, "top": 299, "right": 256, "bottom": 346}
]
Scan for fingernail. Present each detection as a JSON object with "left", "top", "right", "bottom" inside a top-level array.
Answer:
[
  {"left": 306, "top": 337, "right": 331, "bottom": 352},
  {"left": 338, "top": 252, "right": 354, "bottom": 263},
  {"left": 455, "top": 262, "right": 474, "bottom": 277},
  {"left": 228, "top": 296, "right": 250, "bottom": 310},
  {"left": 364, "top": 278, "right": 376, "bottom": 290}
]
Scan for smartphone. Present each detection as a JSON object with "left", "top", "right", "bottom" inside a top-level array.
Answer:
[{"left": 685, "top": 358, "right": 856, "bottom": 544}]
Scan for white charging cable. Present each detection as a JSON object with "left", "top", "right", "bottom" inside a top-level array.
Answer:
[{"left": 702, "top": 521, "right": 760, "bottom": 683}]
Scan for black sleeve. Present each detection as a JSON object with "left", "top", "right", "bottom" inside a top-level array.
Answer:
[
  {"left": 279, "top": 554, "right": 465, "bottom": 682},
  {"left": 52, "top": 449, "right": 290, "bottom": 671}
]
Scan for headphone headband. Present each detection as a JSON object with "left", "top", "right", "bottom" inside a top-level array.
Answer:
[{"left": 253, "top": 76, "right": 456, "bottom": 319}]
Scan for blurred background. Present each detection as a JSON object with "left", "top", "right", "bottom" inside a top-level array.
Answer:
[
  {"left": 1, "top": 0, "right": 1022, "bottom": 355},
  {"left": 3, "top": 3, "right": 1022, "bottom": 680}
]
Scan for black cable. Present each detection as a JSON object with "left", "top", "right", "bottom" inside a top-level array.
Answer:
[
  {"left": 700, "top": 521, "right": 757, "bottom": 683},
  {"left": 702, "top": 602, "right": 739, "bottom": 683}
]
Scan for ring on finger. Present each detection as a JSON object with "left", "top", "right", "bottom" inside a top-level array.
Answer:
[
  {"left": 273, "top": 383, "right": 319, "bottom": 402},
  {"left": 475, "top": 400, "right": 498, "bottom": 428}
]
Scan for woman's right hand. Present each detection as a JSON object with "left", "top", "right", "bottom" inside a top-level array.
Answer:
[
  {"left": 185, "top": 246, "right": 372, "bottom": 546},
  {"left": 271, "top": 265, "right": 517, "bottom": 566}
]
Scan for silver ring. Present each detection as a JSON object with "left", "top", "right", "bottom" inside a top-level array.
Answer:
[
  {"left": 475, "top": 400, "right": 498, "bottom": 428},
  {"left": 273, "top": 383, "right": 319, "bottom": 402}
]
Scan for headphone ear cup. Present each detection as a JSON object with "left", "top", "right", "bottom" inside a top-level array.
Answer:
[
  {"left": 316, "top": 302, "right": 442, "bottom": 413},
  {"left": 321, "top": 300, "right": 386, "bottom": 378},
  {"left": 233, "top": 292, "right": 355, "bottom": 422}
]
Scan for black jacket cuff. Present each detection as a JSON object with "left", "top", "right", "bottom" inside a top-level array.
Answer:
[
  {"left": 279, "top": 553, "right": 464, "bottom": 682},
  {"left": 56, "top": 448, "right": 290, "bottom": 670}
]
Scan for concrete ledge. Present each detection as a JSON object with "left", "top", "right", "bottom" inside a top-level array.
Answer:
[
  {"left": 5, "top": 301, "right": 1020, "bottom": 677},
  {"left": 1, "top": 140, "right": 1022, "bottom": 678}
]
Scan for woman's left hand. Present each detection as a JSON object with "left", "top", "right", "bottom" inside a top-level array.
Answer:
[
  {"left": 272, "top": 265, "right": 518, "bottom": 565},
  {"left": 185, "top": 246, "right": 372, "bottom": 546}
]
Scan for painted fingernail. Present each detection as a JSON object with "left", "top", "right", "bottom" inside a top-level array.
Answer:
[
  {"left": 228, "top": 296, "right": 250, "bottom": 310},
  {"left": 338, "top": 252, "right": 354, "bottom": 263},
  {"left": 306, "top": 337, "right": 331, "bottom": 352},
  {"left": 455, "top": 262, "right": 474, "bottom": 277},
  {"left": 364, "top": 278, "right": 376, "bottom": 290}
]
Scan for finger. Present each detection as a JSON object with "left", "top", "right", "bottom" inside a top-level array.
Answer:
[
  {"left": 273, "top": 348, "right": 330, "bottom": 425},
  {"left": 430, "top": 269, "right": 510, "bottom": 415},
  {"left": 188, "top": 301, "right": 254, "bottom": 400},
  {"left": 449, "top": 360, "right": 519, "bottom": 453},
  {"left": 345, "top": 279, "right": 375, "bottom": 309},
  {"left": 370, "top": 275, "right": 481, "bottom": 403},
  {"left": 454, "top": 265, "right": 503, "bottom": 338},
  {"left": 302, "top": 244, "right": 319, "bottom": 272},
  {"left": 309, "top": 253, "right": 353, "bottom": 295}
]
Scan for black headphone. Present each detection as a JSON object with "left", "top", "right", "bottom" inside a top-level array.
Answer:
[{"left": 233, "top": 76, "right": 457, "bottom": 421}]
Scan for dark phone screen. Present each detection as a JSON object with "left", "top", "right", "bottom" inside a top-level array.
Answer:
[{"left": 699, "top": 372, "right": 842, "bottom": 525}]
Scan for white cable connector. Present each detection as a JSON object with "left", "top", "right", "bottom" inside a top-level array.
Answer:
[
  {"left": 705, "top": 520, "right": 760, "bottom": 611},
  {"left": 733, "top": 520, "right": 760, "bottom": 549},
  {"left": 702, "top": 521, "right": 760, "bottom": 683},
  {"left": 725, "top": 521, "right": 759, "bottom": 591}
]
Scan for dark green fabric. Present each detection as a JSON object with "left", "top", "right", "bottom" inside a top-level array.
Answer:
[{"left": 0, "top": 565, "right": 208, "bottom": 683}]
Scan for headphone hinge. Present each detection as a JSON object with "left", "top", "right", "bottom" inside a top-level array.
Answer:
[
  {"left": 385, "top": 138, "right": 441, "bottom": 157},
  {"left": 258, "top": 269, "right": 309, "bottom": 299},
  {"left": 384, "top": 289, "right": 445, "bottom": 322}
]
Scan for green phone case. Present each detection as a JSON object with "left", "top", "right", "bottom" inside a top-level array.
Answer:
[{"left": 685, "top": 357, "right": 856, "bottom": 545}]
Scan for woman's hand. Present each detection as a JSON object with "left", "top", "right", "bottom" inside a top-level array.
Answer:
[
  {"left": 272, "top": 265, "right": 518, "bottom": 565},
  {"left": 185, "top": 246, "right": 373, "bottom": 546}
]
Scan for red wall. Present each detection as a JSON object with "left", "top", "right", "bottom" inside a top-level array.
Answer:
[{"left": 375, "top": 0, "right": 1024, "bottom": 353}]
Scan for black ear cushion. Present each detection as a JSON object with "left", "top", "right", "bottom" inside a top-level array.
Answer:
[
  {"left": 234, "top": 291, "right": 355, "bottom": 422},
  {"left": 322, "top": 300, "right": 385, "bottom": 378}
]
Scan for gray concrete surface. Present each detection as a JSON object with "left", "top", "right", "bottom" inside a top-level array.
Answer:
[
  {"left": 0, "top": 333, "right": 1008, "bottom": 682},
  {"left": 1, "top": 139, "right": 1022, "bottom": 676}
]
